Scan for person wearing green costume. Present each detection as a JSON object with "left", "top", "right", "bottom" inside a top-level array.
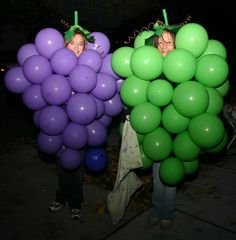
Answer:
[{"left": 148, "top": 28, "right": 177, "bottom": 229}]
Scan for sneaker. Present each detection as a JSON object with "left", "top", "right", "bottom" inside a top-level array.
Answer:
[
  {"left": 160, "top": 219, "right": 173, "bottom": 230},
  {"left": 147, "top": 217, "right": 160, "bottom": 227},
  {"left": 71, "top": 209, "right": 81, "bottom": 220},
  {"left": 49, "top": 201, "right": 67, "bottom": 212}
]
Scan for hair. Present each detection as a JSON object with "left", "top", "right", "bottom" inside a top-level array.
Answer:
[
  {"left": 153, "top": 29, "right": 176, "bottom": 48},
  {"left": 64, "top": 29, "right": 87, "bottom": 50},
  {"left": 124, "top": 15, "right": 191, "bottom": 45}
]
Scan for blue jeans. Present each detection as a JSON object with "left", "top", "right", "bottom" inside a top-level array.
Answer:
[{"left": 149, "top": 162, "right": 176, "bottom": 220}]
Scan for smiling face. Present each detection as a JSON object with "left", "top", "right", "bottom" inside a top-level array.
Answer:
[
  {"left": 155, "top": 30, "right": 175, "bottom": 57},
  {"left": 66, "top": 33, "right": 86, "bottom": 57}
]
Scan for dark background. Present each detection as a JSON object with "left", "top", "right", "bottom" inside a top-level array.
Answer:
[
  {"left": 0, "top": 0, "right": 235, "bottom": 94},
  {"left": 0, "top": 1, "right": 234, "bottom": 49}
]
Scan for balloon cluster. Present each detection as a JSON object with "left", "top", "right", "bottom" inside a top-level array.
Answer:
[
  {"left": 112, "top": 23, "right": 229, "bottom": 185},
  {"left": 4, "top": 28, "right": 123, "bottom": 171}
]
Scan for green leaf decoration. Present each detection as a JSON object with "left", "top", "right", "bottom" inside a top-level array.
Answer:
[
  {"left": 145, "top": 9, "right": 181, "bottom": 45},
  {"left": 64, "top": 10, "right": 95, "bottom": 43}
]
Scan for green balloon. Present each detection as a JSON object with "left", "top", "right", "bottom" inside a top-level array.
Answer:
[
  {"left": 130, "top": 102, "right": 162, "bottom": 134},
  {"left": 188, "top": 112, "right": 225, "bottom": 148},
  {"left": 163, "top": 48, "right": 197, "bottom": 83},
  {"left": 159, "top": 157, "right": 185, "bottom": 185},
  {"left": 205, "top": 131, "right": 228, "bottom": 153},
  {"left": 146, "top": 79, "right": 173, "bottom": 106},
  {"left": 130, "top": 46, "right": 163, "bottom": 80},
  {"left": 195, "top": 54, "right": 229, "bottom": 87},
  {"left": 137, "top": 132, "right": 144, "bottom": 144},
  {"left": 173, "top": 131, "right": 201, "bottom": 161},
  {"left": 139, "top": 144, "right": 154, "bottom": 170},
  {"left": 120, "top": 75, "right": 150, "bottom": 107},
  {"left": 111, "top": 46, "right": 134, "bottom": 78},
  {"left": 175, "top": 23, "right": 208, "bottom": 58},
  {"left": 172, "top": 81, "right": 209, "bottom": 117},
  {"left": 183, "top": 159, "right": 199, "bottom": 175},
  {"left": 216, "top": 79, "right": 230, "bottom": 97},
  {"left": 142, "top": 127, "right": 172, "bottom": 161},
  {"left": 134, "top": 30, "right": 154, "bottom": 48},
  {"left": 206, "top": 87, "right": 224, "bottom": 115},
  {"left": 200, "top": 39, "right": 227, "bottom": 59},
  {"left": 162, "top": 104, "right": 190, "bottom": 134}
]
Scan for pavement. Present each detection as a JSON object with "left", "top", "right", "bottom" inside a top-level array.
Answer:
[
  {"left": 0, "top": 121, "right": 236, "bottom": 240},
  {"left": 0, "top": 72, "right": 236, "bottom": 239}
]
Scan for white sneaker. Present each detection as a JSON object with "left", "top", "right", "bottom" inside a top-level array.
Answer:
[
  {"left": 49, "top": 201, "right": 67, "bottom": 211},
  {"left": 71, "top": 209, "right": 81, "bottom": 220}
]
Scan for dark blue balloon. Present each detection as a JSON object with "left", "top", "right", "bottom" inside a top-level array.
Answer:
[{"left": 84, "top": 147, "right": 108, "bottom": 172}]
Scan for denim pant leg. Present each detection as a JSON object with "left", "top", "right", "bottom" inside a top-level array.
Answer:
[
  {"left": 56, "top": 152, "right": 84, "bottom": 209},
  {"left": 67, "top": 164, "right": 84, "bottom": 209},
  {"left": 150, "top": 162, "right": 176, "bottom": 220}
]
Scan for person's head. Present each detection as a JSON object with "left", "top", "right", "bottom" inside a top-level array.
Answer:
[
  {"left": 153, "top": 29, "right": 175, "bottom": 57},
  {"left": 65, "top": 29, "right": 87, "bottom": 57}
]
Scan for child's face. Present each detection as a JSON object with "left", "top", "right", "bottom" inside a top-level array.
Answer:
[
  {"left": 157, "top": 31, "right": 175, "bottom": 57},
  {"left": 67, "top": 34, "right": 86, "bottom": 57}
]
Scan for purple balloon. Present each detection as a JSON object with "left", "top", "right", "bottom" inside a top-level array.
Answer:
[
  {"left": 93, "top": 97, "right": 105, "bottom": 119},
  {"left": 22, "top": 84, "right": 47, "bottom": 110},
  {"left": 87, "top": 32, "right": 111, "bottom": 58},
  {"left": 78, "top": 49, "right": 103, "bottom": 72},
  {"left": 104, "top": 93, "right": 123, "bottom": 117},
  {"left": 66, "top": 93, "right": 97, "bottom": 125},
  {"left": 116, "top": 78, "right": 125, "bottom": 92},
  {"left": 4, "top": 66, "right": 31, "bottom": 94},
  {"left": 86, "top": 120, "right": 108, "bottom": 146},
  {"left": 98, "top": 114, "right": 112, "bottom": 126},
  {"left": 17, "top": 43, "right": 39, "bottom": 65},
  {"left": 68, "top": 65, "right": 97, "bottom": 93},
  {"left": 50, "top": 48, "right": 77, "bottom": 76},
  {"left": 91, "top": 72, "right": 117, "bottom": 100},
  {"left": 35, "top": 28, "right": 65, "bottom": 59},
  {"left": 59, "top": 148, "right": 82, "bottom": 170},
  {"left": 56, "top": 145, "right": 66, "bottom": 158},
  {"left": 37, "top": 131, "right": 63, "bottom": 154},
  {"left": 62, "top": 122, "right": 88, "bottom": 149},
  {"left": 33, "top": 110, "right": 41, "bottom": 128},
  {"left": 41, "top": 74, "right": 71, "bottom": 105},
  {"left": 38, "top": 105, "right": 68, "bottom": 135},
  {"left": 23, "top": 55, "right": 52, "bottom": 84},
  {"left": 100, "top": 53, "right": 119, "bottom": 79}
]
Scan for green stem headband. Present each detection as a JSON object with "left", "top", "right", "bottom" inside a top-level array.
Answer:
[
  {"left": 144, "top": 9, "right": 181, "bottom": 45},
  {"left": 64, "top": 11, "right": 95, "bottom": 43},
  {"left": 153, "top": 9, "right": 180, "bottom": 36}
]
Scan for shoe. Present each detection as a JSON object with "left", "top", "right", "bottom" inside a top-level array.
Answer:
[
  {"left": 49, "top": 201, "right": 67, "bottom": 212},
  {"left": 71, "top": 209, "right": 81, "bottom": 220},
  {"left": 160, "top": 219, "right": 173, "bottom": 230},
  {"left": 147, "top": 217, "right": 160, "bottom": 226}
]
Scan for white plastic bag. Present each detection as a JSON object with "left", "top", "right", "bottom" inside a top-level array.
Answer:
[{"left": 107, "top": 120, "right": 143, "bottom": 225}]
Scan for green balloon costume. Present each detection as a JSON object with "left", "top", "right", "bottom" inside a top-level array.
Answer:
[{"left": 108, "top": 8, "right": 229, "bottom": 224}]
